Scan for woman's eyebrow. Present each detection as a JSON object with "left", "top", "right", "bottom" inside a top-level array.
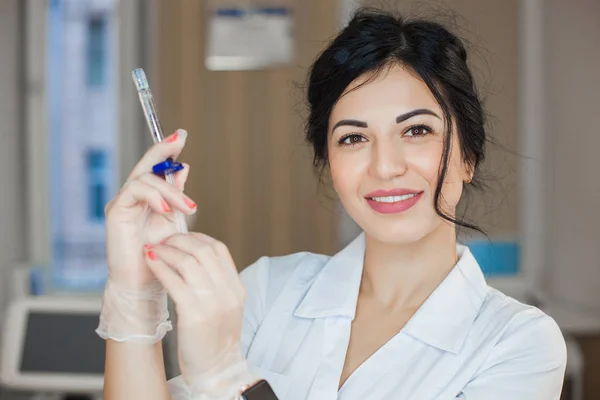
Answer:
[
  {"left": 332, "top": 119, "right": 368, "bottom": 132},
  {"left": 396, "top": 108, "right": 440, "bottom": 123}
]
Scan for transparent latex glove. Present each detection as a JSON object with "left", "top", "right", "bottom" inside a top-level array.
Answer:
[
  {"left": 144, "top": 232, "right": 258, "bottom": 399},
  {"left": 96, "top": 129, "right": 198, "bottom": 343}
]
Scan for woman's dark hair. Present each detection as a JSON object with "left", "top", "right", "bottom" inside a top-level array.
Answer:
[{"left": 305, "top": 8, "right": 486, "bottom": 232}]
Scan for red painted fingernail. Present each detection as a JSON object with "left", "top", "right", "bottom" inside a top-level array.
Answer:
[
  {"left": 147, "top": 250, "right": 157, "bottom": 260},
  {"left": 166, "top": 131, "right": 178, "bottom": 143},
  {"left": 161, "top": 199, "right": 171, "bottom": 212},
  {"left": 144, "top": 244, "right": 153, "bottom": 250},
  {"left": 184, "top": 196, "right": 196, "bottom": 209}
]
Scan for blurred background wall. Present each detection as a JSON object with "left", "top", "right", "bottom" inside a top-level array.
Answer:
[
  {"left": 0, "top": 0, "right": 26, "bottom": 337},
  {"left": 543, "top": 0, "right": 600, "bottom": 325},
  {"left": 153, "top": 0, "right": 340, "bottom": 268}
]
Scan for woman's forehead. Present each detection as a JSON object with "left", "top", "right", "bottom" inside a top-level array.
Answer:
[{"left": 331, "top": 65, "right": 442, "bottom": 122}]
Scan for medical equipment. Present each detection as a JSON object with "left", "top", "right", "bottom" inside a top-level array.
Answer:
[
  {"left": 132, "top": 68, "right": 188, "bottom": 234},
  {"left": 0, "top": 294, "right": 103, "bottom": 399}
]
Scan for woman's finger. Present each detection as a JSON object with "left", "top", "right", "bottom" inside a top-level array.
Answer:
[
  {"left": 175, "top": 163, "right": 190, "bottom": 191},
  {"left": 107, "top": 180, "right": 171, "bottom": 216},
  {"left": 161, "top": 234, "right": 231, "bottom": 292},
  {"left": 190, "top": 233, "right": 236, "bottom": 269},
  {"left": 189, "top": 233, "right": 243, "bottom": 292},
  {"left": 126, "top": 129, "right": 188, "bottom": 182},
  {"left": 138, "top": 172, "right": 197, "bottom": 215},
  {"left": 151, "top": 243, "right": 214, "bottom": 291},
  {"left": 144, "top": 246, "right": 194, "bottom": 306},
  {"left": 157, "top": 162, "right": 190, "bottom": 191}
]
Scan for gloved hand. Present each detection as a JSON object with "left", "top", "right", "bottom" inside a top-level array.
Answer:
[
  {"left": 144, "top": 232, "right": 258, "bottom": 400},
  {"left": 96, "top": 129, "right": 198, "bottom": 344}
]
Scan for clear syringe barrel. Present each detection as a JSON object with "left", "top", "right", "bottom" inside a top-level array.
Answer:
[
  {"left": 132, "top": 68, "right": 188, "bottom": 234},
  {"left": 133, "top": 69, "right": 165, "bottom": 144}
]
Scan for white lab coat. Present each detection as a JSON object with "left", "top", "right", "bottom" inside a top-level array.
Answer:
[{"left": 168, "top": 233, "right": 567, "bottom": 399}]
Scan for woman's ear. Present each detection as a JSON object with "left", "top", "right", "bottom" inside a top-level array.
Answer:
[{"left": 463, "top": 161, "right": 475, "bottom": 184}]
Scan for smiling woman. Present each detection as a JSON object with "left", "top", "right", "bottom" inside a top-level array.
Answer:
[
  {"left": 308, "top": 22, "right": 485, "bottom": 238},
  {"left": 100, "top": 6, "right": 567, "bottom": 400}
]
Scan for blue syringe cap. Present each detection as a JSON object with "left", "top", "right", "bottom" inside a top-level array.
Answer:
[{"left": 152, "top": 158, "right": 184, "bottom": 176}]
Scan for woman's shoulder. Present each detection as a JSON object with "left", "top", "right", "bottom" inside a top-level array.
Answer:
[
  {"left": 481, "top": 287, "right": 562, "bottom": 334},
  {"left": 240, "top": 251, "right": 331, "bottom": 284},
  {"left": 475, "top": 287, "right": 567, "bottom": 371},
  {"left": 239, "top": 251, "right": 332, "bottom": 309}
]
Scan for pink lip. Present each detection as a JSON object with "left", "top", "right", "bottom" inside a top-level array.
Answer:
[{"left": 364, "top": 189, "right": 424, "bottom": 214}]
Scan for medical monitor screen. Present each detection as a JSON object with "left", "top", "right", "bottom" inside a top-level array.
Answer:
[{"left": 20, "top": 313, "right": 105, "bottom": 374}]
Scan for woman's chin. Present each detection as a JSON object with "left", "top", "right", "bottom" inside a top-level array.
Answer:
[{"left": 362, "top": 220, "right": 432, "bottom": 246}]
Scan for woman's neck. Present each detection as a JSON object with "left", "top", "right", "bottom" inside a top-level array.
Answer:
[{"left": 361, "top": 224, "right": 458, "bottom": 312}]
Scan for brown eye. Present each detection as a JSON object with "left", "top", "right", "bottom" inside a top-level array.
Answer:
[
  {"left": 339, "top": 134, "right": 366, "bottom": 146},
  {"left": 404, "top": 125, "right": 432, "bottom": 138}
]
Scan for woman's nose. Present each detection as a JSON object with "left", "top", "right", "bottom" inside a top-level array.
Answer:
[{"left": 369, "top": 140, "right": 408, "bottom": 181}]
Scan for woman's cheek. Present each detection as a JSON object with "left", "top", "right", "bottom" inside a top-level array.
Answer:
[
  {"left": 407, "top": 147, "right": 443, "bottom": 188},
  {"left": 439, "top": 158, "right": 468, "bottom": 213},
  {"left": 330, "top": 146, "right": 366, "bottom": 187},
  {"left": 330, "top": 151, "right": 353, "bottom": 195}
]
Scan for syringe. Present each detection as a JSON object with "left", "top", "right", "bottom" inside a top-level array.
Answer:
[{"left": 132, "top": 68, "right": 189, "bottom": 234}]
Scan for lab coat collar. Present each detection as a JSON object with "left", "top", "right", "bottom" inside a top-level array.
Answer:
[
  {"left": 401, "top": 245, "right": 488, "bottom": 353},
  {"left": 294, "top": 232, "right": 366, "bottom": 319},
  {"left": 294, "top": 232, "right": 489, "bottom": 354}
]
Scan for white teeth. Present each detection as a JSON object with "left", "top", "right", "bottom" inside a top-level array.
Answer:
[{"left": 371, "top": 194, "right": 417, "bottom": 203}]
